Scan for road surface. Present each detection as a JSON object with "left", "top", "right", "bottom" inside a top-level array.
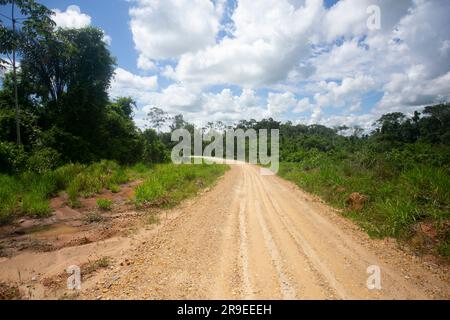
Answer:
[{"left": 81, "top": 163, "right": 449, "bottom": 300}]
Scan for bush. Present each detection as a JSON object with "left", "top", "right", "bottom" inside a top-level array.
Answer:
[
  {"left": 26, "top": 147, "right": 61, "bottom": 173},
  {"left": 96, "top": 198, "right": 113, "bottom": 211},
  {"left": 66, "top": 160, "right": 124, "bottom": 200},
  {"left": 108, "top": 184, "right": 120, "bottom": 193},
  {"left": 0, "top": 141, "right": 27, "bottom": 174},
  {"left": 53, "top": 163, "right": 85, "bottom": 190}
]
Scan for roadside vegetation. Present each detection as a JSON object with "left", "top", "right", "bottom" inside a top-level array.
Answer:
[
  {"left": 135, "top": 163, "right": 227, "bottom": 208},
  {"left": 223, "top": 103, "right": 449, "bottom": 256},
  {"left": 275, "top": 104, "right": 450, "bottom": 256},
  {"left": 0, "top": 1, "right": 448, "bottom": 256},
  {"left": 0, "top": 160, "right": 227, "bottom": 224}
]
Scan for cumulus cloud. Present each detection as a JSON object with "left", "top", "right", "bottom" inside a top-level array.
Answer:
[
  {"left": 52, "top": 5, "right": 91, "bottom": 29},
  {"left": 102, "top": 34, "right": 112, "bottom": 46},
  {"left": 129, "top": 0, "right": 222, "bottom": 63},
  {"left": 109, "top": 68, "right": 158, "bottom": 102},
  {"left": 322, "top": 0, "right": 413, "bottom": 41},
  {"left": 169, "top": 0, "right": 324, "bottom": 87},
  {"left": 123, "top": 0, "right": 450, "bottom": 128},
  {"left": 267, "top": 92, "right": 298, "bottom": 117}
]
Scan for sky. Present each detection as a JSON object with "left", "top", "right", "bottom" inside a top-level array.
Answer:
[{"left": 1, "top": 0, "right": 450, "bottom": 130}]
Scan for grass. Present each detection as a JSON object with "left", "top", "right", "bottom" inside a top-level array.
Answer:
[
  {"left": 279, "top": 156, "right": 450, "bottom": 256},
  {"left": 82, "top": 257, "right": 111, "bottom": 275},
  {"left": 134, "top": 162, "right": 228, "bottom": 208},
  {"left": 0, "top": 160, "right": 228, "bottom": 225},
  {"left": 96, "top": 198, "right": 113, "bottom": 211},
  {"left": 67, "top": 161, "right": 127, "bottom": 200},
  {"left": 0, "top": 160, "right": 129, "bottom": 223},
  {"left": 108, "top": 184, "right": 121, "bottom": 193}
]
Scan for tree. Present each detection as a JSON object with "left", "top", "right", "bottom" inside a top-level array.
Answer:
[
  {"left": 170, "top": 114, "right": 187, "bottom": 131},
  {"left": 18, "top": 27, "right": 116, "bottom": 159},
  {"left": 99, "top": 97, "right": 144, "bottom": 164},
  {"left": 146, "top": 107, "right": 169, "bottom": 132},
  {"left": 419, "top": 103, "right": 450, "bottom": 144},
  {"left": 142, "top": 128, "right": 168, "bottom": 163},
  {"left": 111, "top": 97, "right": 136, "bottom": 119},
  {"left": 0, "top": 0, "right": 55, "bottom": 145}
]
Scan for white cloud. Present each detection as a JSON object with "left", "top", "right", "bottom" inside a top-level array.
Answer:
[
  {"left": 52, "top": 5, "right": 91, "bottom": 29},
  {"left": 293, "top": 97, "right": 315, "bottom": 113},
  {"left": 314, "top": 75, "right": 375, "bottom": 108},
  {"left": 124, "top": 0, "right": 450, "bottom": 128},
  {"left": 322, "top": 0, "right": 413, "bottom": 41},
  {"left": 169, "top": 0, "right": 324, "bottom": 87},
  {"left": 129, "top": 0, "right": 222, "bottom": 61},
  {"left": 137, "top": 55, "right": 157, "bottom": 71},
  {"left": 267, "top": 92, "right": 298, "bottom": 117},
  {"left": 109, "top": 68, "right": 158, "bottom": 101},
  {"left": 102, "top": 34, "right": 112, "bottom": 46}
]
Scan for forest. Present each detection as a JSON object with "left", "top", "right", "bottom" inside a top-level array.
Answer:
[{"left": 1, "top": 0, "right": 449, "bottom": 256}]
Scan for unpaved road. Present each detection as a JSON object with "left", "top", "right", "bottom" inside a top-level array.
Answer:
[{"left": 75, "top": 163, "right": 448, "bottom": 300}]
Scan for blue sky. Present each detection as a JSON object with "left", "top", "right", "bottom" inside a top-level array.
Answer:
[
  {"left": 1, "top": 0, "right": 449, "bottom": 129},
  {"left": 35, "top": 0, "right": 139, "bottom": 73}
]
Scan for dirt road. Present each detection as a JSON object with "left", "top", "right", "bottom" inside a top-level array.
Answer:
[{"left": 76, "top": 163, "right": 448, "bottom": 300}]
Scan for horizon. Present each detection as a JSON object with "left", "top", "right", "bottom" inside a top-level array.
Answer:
[{"left": 1, "top": 0, "right": 449, "bottom": 130}]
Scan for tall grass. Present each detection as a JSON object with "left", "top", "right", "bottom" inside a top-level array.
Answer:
[
  {"left": 0, "top": 160, "right": 228, "bottom": 225},
  {"left": 0, "top": 160, "right": 127, "bottom": 223},
  {"left": 279, "top": 155, "right": 450, "bottom": 252},
  {"left": 66, "top": 160, "right": 130, "bottom": 200},
  {"left": 135, "top": 163, "right": 228, "bottom": 208}
]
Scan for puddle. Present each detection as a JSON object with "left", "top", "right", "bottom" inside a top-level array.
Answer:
[{"left": 30, "top": 224, "right": 80, "bottom": 239}]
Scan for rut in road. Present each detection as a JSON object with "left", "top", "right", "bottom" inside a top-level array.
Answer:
[{"left": 81, "top": 163, "right": 449, "bottom": 300}]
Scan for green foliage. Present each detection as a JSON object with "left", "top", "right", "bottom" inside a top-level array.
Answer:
[
  {"left": 275, "top": 103, "right": 450, "bottom": 255},
  {"left": 66, "top": 160, "right": 127, "bottom": 200},
  {"left": 82, "top": 256, "right": 110, "bottom": 274},
  {"left": 96, "top": 198, "right": 113, "bottom": 211},
  {"left": 0, "top": 0, "right": 55, "bottom": 58},
  {"left": 0, "top": 160, "right": 228, "bottom": 224},
  {"left": 0, "top": 141, "right": 27, "bottom": 173},
  {"left": 142, "top": 129, "right": 169, "bottom": 164},
  {"left": 26, "top": 147, "right": 61, "bottom": 173},
  {"left": 20, "top": 192, "right": 51, "bottom": 217},
  {"left": 108, "top": 184, "right": 120, "bottom": 193},
  {"left": 0, "top": 108, "right": 39, "bottom": 147},
  {"left": 1, "top": 0, "right": 170, "bottom": 167},
  {"left": 0, "top": 174, "right": 21, "bottom": 223},
  {"left": 1, "top": 2, "right": 449, "bottom": 257},
  {"left": 52, "top": 163, "right": 85, "bottom": 190},
  {"left": 135, "top": 163, "right": 228, "bottom": 208}
]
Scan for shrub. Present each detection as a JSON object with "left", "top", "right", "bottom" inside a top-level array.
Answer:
[
  {"left": 0, "top": 142, "right": 27, "bottom": 174},
  {"left": 66, "top": 160, "right": 126, "bottom": 200},
  {"left": 108, "top": 184, "right": 120, "bottom": 193},
  {"left": 96, "top": 198, "right": 113, "bottom": 211},
  {"left": 26, "top": 147, "right": 61, "bottom": 173},
  {"left": 53, "top": 163, "right": 85, "bottom": 190}
]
